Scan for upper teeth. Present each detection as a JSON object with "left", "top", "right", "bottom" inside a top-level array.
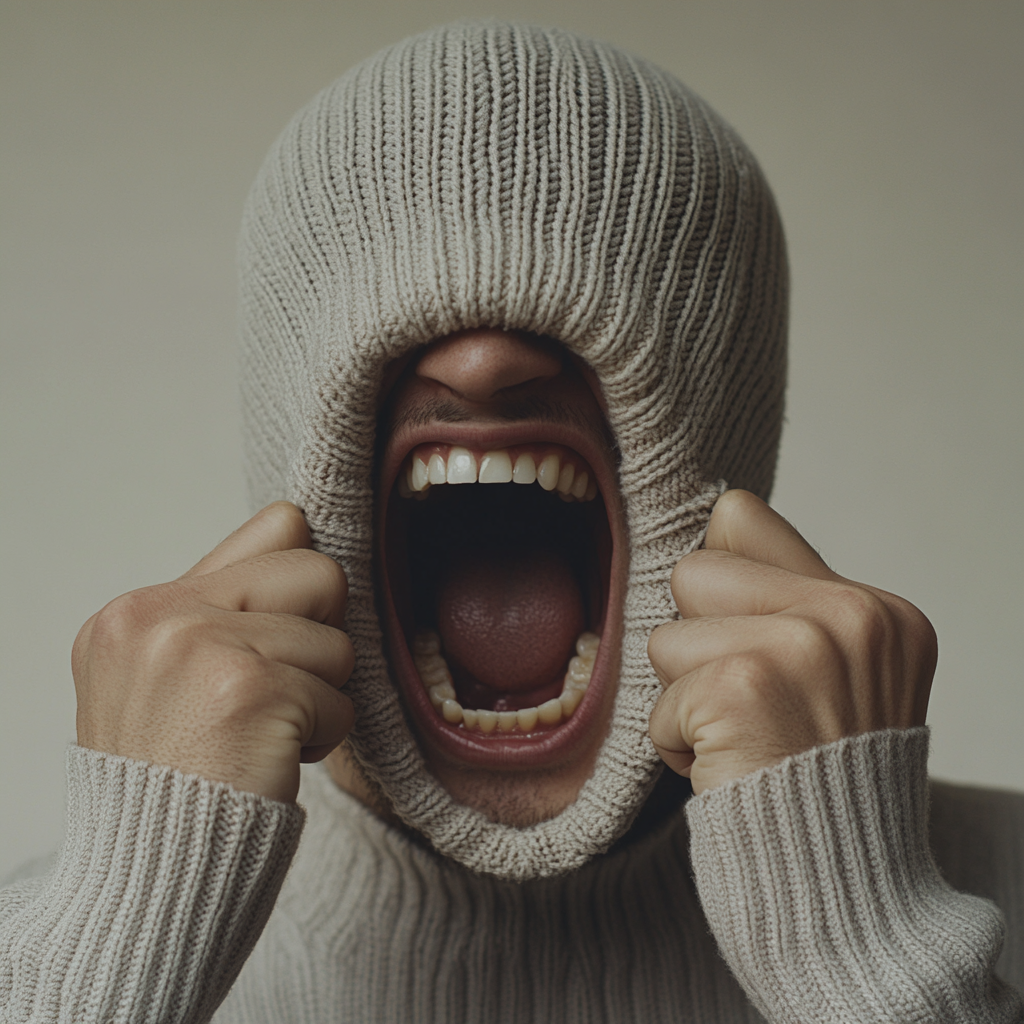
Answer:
[
  {"left": 399, "top": 445, "right": 599, "bottom": 502},
  {"left": 412, "top": 629, "right": 600, "bottom": 735}
]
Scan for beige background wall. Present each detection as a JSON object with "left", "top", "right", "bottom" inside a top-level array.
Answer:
[{"left": 2, "top": 0, "right": 1021, "bottom": 878}]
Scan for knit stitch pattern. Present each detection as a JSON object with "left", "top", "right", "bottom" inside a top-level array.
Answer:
[
  {"left": 4, "top": 737, "right": 1020, "bottom": 1022},
  {"left": 686, "top": 729, "right": 1022, "bottom": 1022},
  {"left": 211, "top": 731, "right": 1024, "bottom": 1022},
  {"left": 238, "top": 21, "right": 787, "bottom": 879},
  {"left": 0, "top": 747, "right": 304, "bottom": 1022}
]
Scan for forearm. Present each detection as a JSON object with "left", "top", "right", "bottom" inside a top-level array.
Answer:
[
  {"left": 687, "top": 728, "right": 1023, "bottom": 1024},
  {"left": 0, "top": 746, "right": 303, "bottom": 1023}
]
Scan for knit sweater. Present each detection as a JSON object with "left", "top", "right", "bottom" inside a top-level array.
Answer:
[
  {"left": 2, "top": 729, "right": 1021, "bottom": 1022},
  {"left": 238, "top": 21, "right": 789, "bottom": 878}
]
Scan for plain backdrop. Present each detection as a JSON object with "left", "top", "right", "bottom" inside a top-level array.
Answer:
[{"left": 2, "top": 0, "right": 1021, "bottom": 879}]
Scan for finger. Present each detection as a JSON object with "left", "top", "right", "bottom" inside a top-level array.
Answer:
[
  {"left": 224, "top": 611, "right": 356, "bottom": 690},
  {"left": 648, "top": 672, "right": 696, "bottom": 776},
  {"left": 298, "top": 676, "right": 355, "bottom": 750},
  {"left": 649, "top": 655, "right": 828, "bottom": 791},
  {"left": 183, "top": 547, "right": 349, "bottom": 629},
  {"left": 183, "top": 502, "right": 312, "bottom": 578},
  {"left": 654, "top": 746, "right": 695, "bottom": 778},
  {"left": 270, "top": 663, "right": 356, "bottom": 750},
  {"left": 647, "top": 613, "right": 825, "bottom": 688},
  {"left": 671, "top": 548, "right": 832, "bottom": 618},
  {"left": 706, "top": 490, "right": 836, "bottom": 581},
  {"left": 648, "top": 657, "right": 771, "bottom": 780}
]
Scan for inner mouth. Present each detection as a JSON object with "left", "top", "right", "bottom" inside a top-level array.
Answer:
[{"left": 383, "top": 443, "right": 611, "bottom": 739}]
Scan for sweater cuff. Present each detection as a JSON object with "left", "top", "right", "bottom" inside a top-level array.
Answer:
[
  {"left": 1, "top": 745, "right": 304, "bottom": 1023},
  {"left": 686, "top": 728, "right": 1019, "bottom": 1023}
]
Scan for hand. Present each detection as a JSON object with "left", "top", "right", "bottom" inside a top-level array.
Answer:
[
  {"left": 647, "top": 490, "right": 936, "bottom": 795},
  {"left": 72, "top": 502, "right": 355, "bottom": 803}
]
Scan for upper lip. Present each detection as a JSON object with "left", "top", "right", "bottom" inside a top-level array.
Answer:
[{"left": 375, "top": 417, "right": 626, "bottom": 770}]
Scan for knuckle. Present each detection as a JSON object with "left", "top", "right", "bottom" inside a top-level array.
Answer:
[
  {"left": 288, "top": 546, "right": 335, "bottom": 576},
  {"left": 669, "top": 555, "right": 691, "bottom": 592},
  {"left": 671, "top": 547, "right": 727, "bottom": 590},
  {"left": 205, "top": 650, "right": 266, "bottom": 710},
  {"left": 777, "top": 614, "right": 834, "bottom": 661},
  {"left": 71, "top": 611, "right": 101, "bottom": 675},
  {"left": 293, "top": 548, "right": 348, "bottom": 601},
  {"left": 891, "top": 595, "right": 938, "bottom": 666},
  {"left": 318, "top": 553, "right": 349, "bottom": 601},
  {"left": 140, "top": 610, "right": 217, "bottom": 668},
  {"left": 647, "top": 622, "right": 683, "bottom": 679},
  {"left": 827, "top": 584, "right": 892, "bottom": 645},
  {"left": 647, "top": 621, "right": 677, "bottom": 655},
  {"left": 717, "top": 651, "right": 776, "bottom": 698},
  {"left": 185, "top": 649, "right": 278, "bottom": 732},
  {"left": 685, "top": 547, "right": 728, "bottom": 569},
  {"left": 87, "top": 588, "right": 165, "bottom": 649}
]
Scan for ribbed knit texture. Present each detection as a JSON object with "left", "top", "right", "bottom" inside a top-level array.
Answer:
[
  {"left": 205, "top": 729, "right": 1021, "bottom": 1023},
  {"left": 686, "top": 729, "right": 1022, "bottom": 1022},
  {"left": 0, "top": 747, "right": 303, "bottom": 1023},
  {"left": 3, "top": 734, "right": 1020, "bottom": 1021},
  {"left": 239, "top": 20, "right": 788, "bottom": 879}
]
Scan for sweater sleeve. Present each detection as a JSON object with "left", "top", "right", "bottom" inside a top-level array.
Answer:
[
  {"left": 685, "top": 728, "right": 1024, "bottom": 1023},
  {"left": 0, "top": 745, "right": 304, "bottom": 1023}
]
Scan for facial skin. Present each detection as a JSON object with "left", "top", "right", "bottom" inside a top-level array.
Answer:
[{"left": 71, "top": 328, "right": 936, "bottom": 826}]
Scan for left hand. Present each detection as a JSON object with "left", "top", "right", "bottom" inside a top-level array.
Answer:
[{"left": 647, "top": 490, "right": 936, "bottom": 795}]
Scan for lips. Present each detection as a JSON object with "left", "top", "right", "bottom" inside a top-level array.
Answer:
[{"left": 376, "top": 422, "right": 625, "bottom": 771}]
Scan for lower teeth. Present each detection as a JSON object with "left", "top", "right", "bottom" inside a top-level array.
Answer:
[{"left": 412, "top": 630, "right": 599, "bottom": 734}]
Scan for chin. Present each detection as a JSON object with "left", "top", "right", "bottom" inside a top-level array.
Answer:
[{"left": 375, "top": 419, "right": 627, "bottom": 826}]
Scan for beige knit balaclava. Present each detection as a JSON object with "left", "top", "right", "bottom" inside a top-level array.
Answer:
[{"left": 239, "top": 21, "right": 787, "bottom": 881}]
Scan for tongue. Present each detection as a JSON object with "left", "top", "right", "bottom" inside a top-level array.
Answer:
[{"left": 435, "top": 547, "right": 585, "bottom": 693}]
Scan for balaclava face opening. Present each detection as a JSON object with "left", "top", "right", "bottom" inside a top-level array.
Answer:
[{"left": 239, "top": 21, "right": 787, "bottom": 881}]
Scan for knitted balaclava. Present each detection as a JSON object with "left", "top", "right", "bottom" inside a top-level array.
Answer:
[{"left": 239, "top": 22, "right": 787, "bottom": 880}]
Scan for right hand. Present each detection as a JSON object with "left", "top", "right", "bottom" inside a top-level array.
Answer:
[{"left": 72, "top": 502, "right": 356, "bottom": 803}]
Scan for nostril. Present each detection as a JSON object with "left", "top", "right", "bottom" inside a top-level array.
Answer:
[{"left": 415, "top": 328, "right": 563, "bottom": 403}]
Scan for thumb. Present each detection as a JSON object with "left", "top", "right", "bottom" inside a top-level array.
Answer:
[
  {"left": 182, "top": 502, "right": 313, "bottom": 578},
  {"left": 705, "top": 490, "right": 837, "bottom": 581}
]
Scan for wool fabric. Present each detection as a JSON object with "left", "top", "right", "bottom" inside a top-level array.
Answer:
[
  {"left": 3, "top": 735, "right": 1020, "bottom": 1020},
  {"left": 239, "top": 21, "right": 787, "bottom": 879}
]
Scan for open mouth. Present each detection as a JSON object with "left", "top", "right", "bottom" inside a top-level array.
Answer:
[{"left": 376, "top": 426, "right": 625, "bottom": 771}]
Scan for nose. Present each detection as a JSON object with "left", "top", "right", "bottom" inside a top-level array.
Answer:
[{"left": 414, "top": 329, "right": 563, "bottom": 403}]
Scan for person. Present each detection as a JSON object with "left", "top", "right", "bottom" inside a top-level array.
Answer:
[{"left": 1, "top": 21, "right": 1021, "bottom": 1023}]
